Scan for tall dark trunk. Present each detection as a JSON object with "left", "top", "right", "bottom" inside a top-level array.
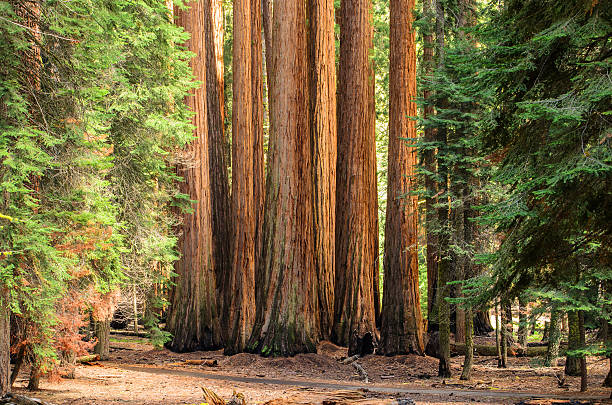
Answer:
[
  {"left": 247, "top": 0, "right": 319, "bottom": 356},
  {"left": 579, "top": 310, "right": 587, "bottom": 392},
  {"left": 0, "top": 289, "right": 9, "bottom": 396},
  {"left": 204, "top": 0, "right": 232, "bottom": 325},
  {"left": 307, "top": 0, "right": 337, "bottom": 340},
  {"left": 422, "top": 0, "right": 439, "bottom": 340},
  {"left": 166, "top": 0, "right": 221, "bottom": 352},
  {"left": 517, "top": 297, "right": 529, "bottom": 350},
  {"left": 379, "top": 0, "right": 424, "bottom": 356},
  {"left": 565, "top": 311, "right": 581, "bottom": 376},
  {"left": 334, "top": 0, "right": 379, "bottom": 353}
]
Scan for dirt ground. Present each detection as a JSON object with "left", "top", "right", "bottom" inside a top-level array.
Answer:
[{"left": 11, "top": 335, "right": 612, "bottom": 405}]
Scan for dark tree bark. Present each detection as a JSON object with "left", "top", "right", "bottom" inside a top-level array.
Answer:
[
  {"left": 422, "top": 0, "right": 439, "bottom": 339},
  {"left": 334, "top": 0, "right": 379, "bottom": 352},
  {"left": 93, "top": 318, "right": 111, "bottom": 361},
  {"left": 517, "top": 298, "right": 529, "bottom": 350},
  {"left": 225, "top": 0, "right": 255, "bottom": 355},
  {"left": 307, "top": 0, "right": 337, "bottom": 340},
  {"left": 251, "top": 0, "right": 265, "bottom": 300},
  {"left": 0, "top": 289, "right": 9, "bottom": 396},
  {"left": 379, "top": 0, "right": 424, "bottom": 356},
  {"left": 545, "top": 310, "right": 561, "bottom": 367},
  {"left": 460, "top": 307, "right": 474, "bottom": 380},
  {"left": 579, "top": 310, "right": 587, "bottom": 392},
  {"left": 565, "top": 311, "right": 581, "bottom": 376},
  {"left": 473, "top": 310, "right": 493, "bottom": 335},
  {"left": 204, "top": 0, "right": 232, "bottom": 325},
  {"left": 166, "top": 0, "right": 221, "bottom": 352},
  {"left": 247, "top": 0, "right": 319, "bottom": 356}
]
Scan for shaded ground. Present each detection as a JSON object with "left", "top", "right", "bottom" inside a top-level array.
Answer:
[{"left": 11, "top": 335, "right": 611, "bottom": 404}]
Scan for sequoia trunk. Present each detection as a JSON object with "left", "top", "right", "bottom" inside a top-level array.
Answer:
[
  {"left": 247, "top": 0, "right": 319, "bottom": 356},
  {"left": 204, "top": 0, "right": 231, "bottom": 322},
  {"left": 225, "top": 0, "right": 255, "bottom": 354},
  {"left": 379, "top": 0, "right": 424, "bottom": 355},
  {"left": 307, "top": 0, "right": 337, "bottom": 340},
  {"left": 334, "top": 0, "right": 379, "bottom": 351},
  {"left": 166, "top": 0, "right": 221, "bottom": 352}
]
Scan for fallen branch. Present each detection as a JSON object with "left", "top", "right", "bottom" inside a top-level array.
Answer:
[
  {"left": 75, "top": 354, "right": 100, "bottom": 364},
  {"left": 0, "top": 393, "right": 56, "bottom": 405},
  {"left": 352, "top": 361, "right": 369, "bottom": 383},
  {"left": 340, "top": 354, "right": 360, "bottom": 365}
]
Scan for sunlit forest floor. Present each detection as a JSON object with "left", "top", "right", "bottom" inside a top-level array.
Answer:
[{"left": 11, "top": 335, "right": 610, "bottom": 404}]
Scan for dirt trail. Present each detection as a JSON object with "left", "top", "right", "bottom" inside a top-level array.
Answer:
[{"left": 116, "top": 364, "right": 609, "bottom": 402}]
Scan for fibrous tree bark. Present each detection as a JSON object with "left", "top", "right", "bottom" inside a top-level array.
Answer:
[
  {"left": 247, "top": 0, "right": 319, "bottom": 356},
  {"left": 203, "top": 0, "right": 231, "bottom": 324},
  {"left": 565, "top": 310, "right": 581, "bottom": 376},
  {"left": 379, "top": 0, "right": 424, "bottom": 356},
  {"left": 334, "top": 0, "right": 379, "bottom": 353},
  {"left": 422, "top": 0, "right": 438, "bottom": 341},
  {"left": 544, "top": 310, "right": 560, "bottom": 367},
  {"left": 166, "top": 0, "right": 221, "bottom": 352},
  {"left": 225, "top": 0, "right": 255, "bottom": 355},
  {"left": 0, "top": 289, "right": 9, "bottom": 396},
  {"left": 93, "top": 318, "right": 111, "bottom": 360},
  {"left": 251, "top": 0, "right": 264, "bottom": 293},
  {"left": 307, "top": 0, "right": 337, "bottom": 340}
]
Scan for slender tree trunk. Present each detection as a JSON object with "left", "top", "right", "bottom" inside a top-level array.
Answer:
[
  {"left": 307, "top": 0, "right": 337, "bottom": 340},
  {"left": 225, "top": 0, "right": 255, "bottom": 355},
  {"left": 500, "top": 301, "right": 508, "bottom": 368},
  {"left": 518, "top": 297, "right": 529, "bottom": 351},
  {"left": 167, "top": 0, "right": 221, "bottom": 352},
  {"left": 0, "top": 289, "right": 9, "bottom": 396},
  {"left": 579, "top": 310, "right": 587, "bottom": 392},
  {"left": 334, "top": 0, "right": 379, "bottom": 353},
  {"left": 247, "top": 0, "right": 319, "bottom": 356},
  {"left": 9, "top": 346, "right": 25, "bottom": 389},
  {"left": 251, "top": 0, "right": 265, "bottom": 302},
  {"left": 545, "top": 310, "right": 561, "bottom": 367},
  {"left": 565, "top": 311, "right": 581, "bottom": 376},
  {"left": 460, "top": 307, "right": 473, "bottom": 380},
  {"left": 379, "top": 0, "right": 424, "bottom": 356},
  {"left": 422, "top": 0, "right": 439, "bottom": 341},
  {"left": 495, "top": 301, "right": 501, "bottom": 365},
  {"left": 204, "top": 0, "right": 232, "bottom": 327},
  {"left": 93, "top": 317, "right": 111, "bottom": 361}
]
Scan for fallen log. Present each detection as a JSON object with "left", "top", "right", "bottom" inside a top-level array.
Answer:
[
  {"left": 0, "top": 393, "right": 56, "bottom": 405},
  {"left": 75, "top": 354, "right": 100, "bottom": 363},
  {"left": 110, "top": 329, "right": 148, "bottom": 338},
  {"left": 451, "top": 343, "right": 566, "bottom": 357}
]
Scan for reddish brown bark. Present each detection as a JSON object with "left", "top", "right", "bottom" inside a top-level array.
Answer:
[
  {"left": 334, "top": 0, "right": 379, "bottom": 351},
  {"left": 248, "top": 0, "right": 319, "bottom": 356},
  {"left": 307, "top": 0, "right": 337, "bottom": 340},
  {"left": 225, "top": 0, "right": 255, "bottom": 355},
  {"left": 203, "top": 0, "right": 231, "bottom": 326},
  {"left": 251, "top": 0, "right": 264, "bottom": 289},
  {"left": 166, "top": 0, "right": 221, "bottom": 352},
  {"left": 422, "top": 0, "right": 439, "bottom": 336},
  {"left": 379, "top": 0, "right": 424, "bottom": 356}
]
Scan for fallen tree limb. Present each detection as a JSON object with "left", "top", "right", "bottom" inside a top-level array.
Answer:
[
  {"left": 0, "top": 393, "right": 56, "bottom": 405},
  {"left": 75, "top": 354, "right": 100, "bottom": 363}
]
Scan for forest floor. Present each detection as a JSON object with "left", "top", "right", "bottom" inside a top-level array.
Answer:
[{"left": 11, "top": 334, "right": 612, "bottom": 405}]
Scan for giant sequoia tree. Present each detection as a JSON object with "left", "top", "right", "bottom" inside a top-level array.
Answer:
[
  {"left": 379, "top": 0, "right": 424, "bottom": 356},
  {"left": 307, "top": 0, "right": 337, "bottom": 339},
  {"left": 247, "top": 0, "right": 319, "bottom": 356},
  {"left": 225, "top": 0, "right": 255, "bottom": 354},
  {"left": 166, "top": 0, "right": 221, "bottom": 352},
  {"left": 203, "top": 0, "right": 231, "bottom": 323},
  {"left": 334, "top": 0, "right": 379, "bottom": 351}
]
